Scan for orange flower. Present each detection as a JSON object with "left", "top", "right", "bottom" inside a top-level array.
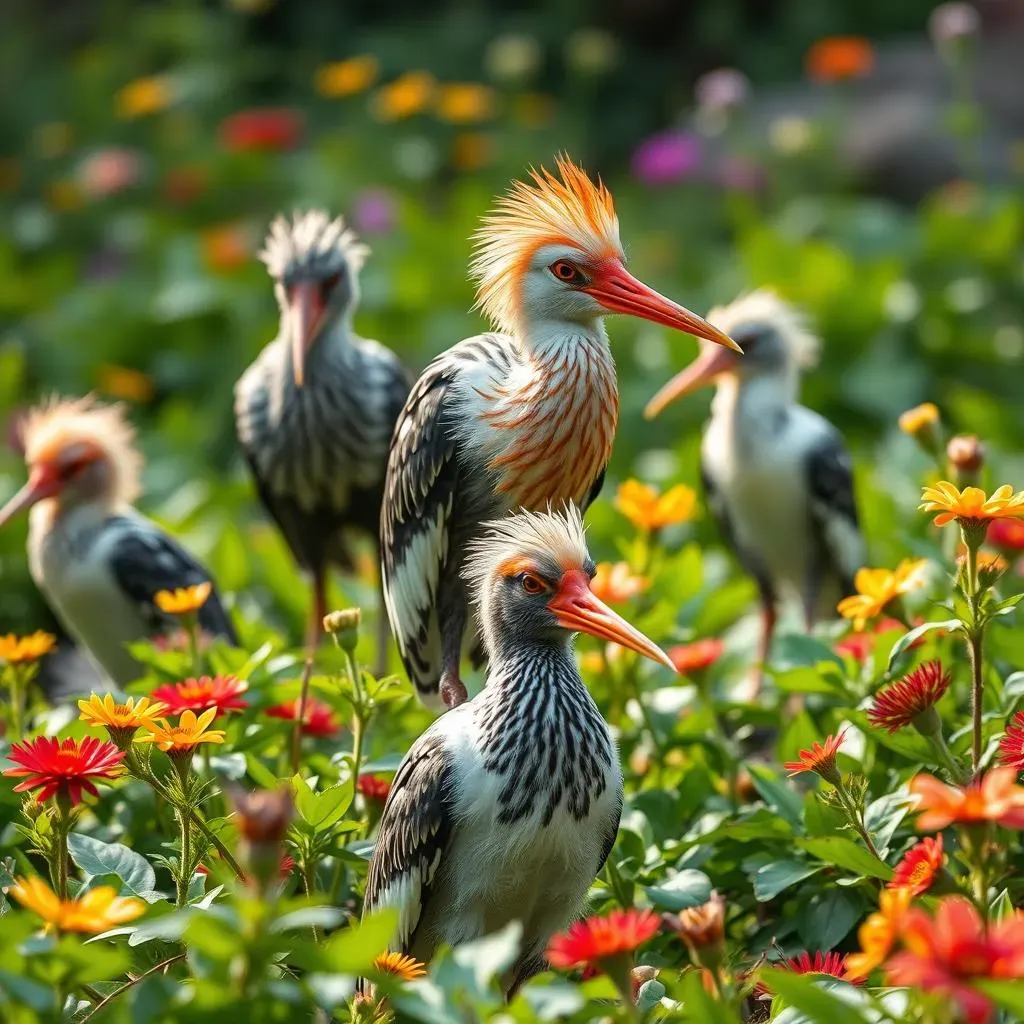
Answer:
[
  {"left": 96, "top": 364, "right": 155, "bottom": 404},
  {"left": 910, "top": 768, "right": 1024, "bottom": 831},
  {"left": 845, "top": 886, "right": 914, "bottom": 981},
  {"left": 837, "top": 559, "right": 927, "bottom": 630},
  {"left": 590, "top": 563, "right": 649, "bottom": 604},
  {"left": 201, "top": 224, "right": 252, "bottom": 273},
  {"left": 0, "top": 631, "right": 56, "bottom": 664},
  {"left": 435, "top": 83, "right": 496, "bottom": 123},
  {"left": 137, "top": 708, "right": 226, "bottom": 753},
  {"left": 666, "top": 891, "right": 725, "bottom": 951},
  {"left": 451, "top": 132, "right": 494, "bottom": 172},
  {"left": 806, "top": 36, "right": 875, "bottom": 83},
  {"left": 668, "top": 638, "right": 724, "bottom": 675},
  {"left": 867, "top": 660, "right": 951, "bottom": 733},
  {"left": 371, "top": 71, "right": 435, "bottom": 121},
  {"left": 898, "top": 402, "right": 940, "bottom": 438},
  {"left": 889, "top": 835, "right": 944, "bottom": 897},
  {"left": 783, "top": 729, "right": 846, "bottom": 785},
  {"left": 920, "top": 481, "right": 1024, "bottom": 529},
  {"left": 374, "top": 951, "right": 427, "bottom": 981},
  {"left": 547, "top": 908, "right": 660, "bottom": 970},
  {"left": 154, "top": 581, "right": 211, "bottom": 615},
  {"left": 115, "top": 76, "right": 172, "bottom": 119},
  {"left": 615, "top": 480, "right": 696, "bottom": 531},
  {"left": 315, "top": 56, "right": 379, "bottom": 98},
  {"left": 11, "top": 875, "right": 144, "bottom": 934}
]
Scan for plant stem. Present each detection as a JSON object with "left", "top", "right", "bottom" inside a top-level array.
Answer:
[
  {"left": 80, "top": 954, "right": 186, "bottom": 1021},
  {"left": 8, "top": 669, "right": 24, "bottom": 742},
  {"left": 176, "top": 806, "right": 192, "bottom": 908},
  {"left": 54, "top": 801, "right": 71, "bottom": 900},
  {"left": 302, "top": 858, "right": 322, "bottom": 943},
  {"left": 835, "top": 784, "right": 882, "bottom": 860},
  {"left": 968, "top": 629, "right": 985, "bottom": 775},
  {"left": 928, "top": 731, "right": 970, "bottom": 785},
  {"left": 346, "top": 649, "right": 366, "bottom": 781},
  {"left": 290, "top": 654, "right": 314, "bottom": 776}
]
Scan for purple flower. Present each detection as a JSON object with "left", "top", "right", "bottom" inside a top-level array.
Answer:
[
  {"left": 695, "top": 68, "right": 749, "bottom": 115},
  {"left": 929, "top": 2, "right": 980, "bottom": 46},
  {"left": 351, "top": 188, "right": 397, "bottom": 236},
  {"left": 630, "top": 131, "right": 702, "bottom": 187}
]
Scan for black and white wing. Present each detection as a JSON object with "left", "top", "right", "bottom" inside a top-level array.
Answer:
[
  {"left": 363, "top": 729, "right": 455, "bottom": 953},
  {"left": 107, "top": 518, "right": 238, "bottom": 643}
]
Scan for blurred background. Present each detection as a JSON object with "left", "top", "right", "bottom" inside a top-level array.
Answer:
[{"left": 2, "top": 0, "right": 1023, "bottom": 657}]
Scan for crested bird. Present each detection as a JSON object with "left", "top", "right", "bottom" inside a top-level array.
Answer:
[
  {"left": 0, "top": 397, "right": 236, "bottom": 687},
  {"left": 235, "top": 210, "right": 410, "bottom": 671},
  {"left": 644, "top": 290, "right": 865, "bottom": 689},
  {"left": 364, "top": 505, "right": 674, "bottom": 995},
  {"left": 382, "top": 156, "right": 738, "bottom": 710}
]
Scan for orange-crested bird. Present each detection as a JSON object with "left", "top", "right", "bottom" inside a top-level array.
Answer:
[{"left": 381, "top": 157, "right": 739, "bottom": 710}]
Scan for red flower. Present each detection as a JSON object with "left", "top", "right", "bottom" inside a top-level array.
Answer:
[
  {"left": 4, "top": 736, "right": 125, "bottom": 804},
  {"left": 151, "top": 675, "right": 248, "bottom": 716},
  {"left": 757, "top": 950, "right": 857, "bottom": 996},
  {"left": 668, "top": 638, "right": 724, "bottom": 675},
  {"left": 547, "top": 908, "right": 661, "bottom": 970},
  {"left": 265, "top": 697, "right": 340, "bottom": 737},
  {"left": 998, "top": 712, "right": 1024, "bottom": 771},
  {"left": 886, "top": 898, "right": 1024, "bottom": 1024},
  {"left": 910, "top": 768, "right": 1024, "bottom": 831},
  {"left": 889, "top": 835, "right": 944, "bottom": 896},
  {"left": 988, "top": 517, "right": 1024, "bottom": 551},
  {"left": 357, "top": 774, "right": 392, "bottom": 802},
  {"left": 783, "top": 729, "right": 846, "bottom": 784},
  {"left": 867, "top": 660, "right": 951, "bottom": 733},
  {"left": 835, "top": 618, "right": 918, "bottom": 663},
  {"left": 219, "top": 108, "right": 304, "bottom": 152}
]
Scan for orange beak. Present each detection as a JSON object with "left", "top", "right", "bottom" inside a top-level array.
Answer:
[
  {"left": 583, "top": 260, "right": 740, "bottom": 353},
  {"left": 548, "top": 569, "right": 676, "bottom": 672},
  {"left": 0, "top": 465, "right": 61, "bottom": 529},
  {"left": 288, "top": 282, "right": 327, "bottom": 388},
  {"left": 643, "top": 342, "right": 740, "bottom": 419}
]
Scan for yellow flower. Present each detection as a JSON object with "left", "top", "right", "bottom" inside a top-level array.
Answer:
[
  {"left": 374, "top": 951, "right": 427, "bottom": 981},
  {"left": 898, "top": 402, "right": 939, "bottom": 437},
  {"left": 845, "top": 886, "right": 913, "bottom": 981},
  {"left": 315, "top": 56, "right": 379, "bottom": 98},
  {"left": 154, "top": 581, "right": 212, "bottom": 615},
  {"left": 590, "top": 562, "right": 649, "bottom": 604},
  {"left": 435, "top": 83, "right": 496, "bottom": 123},
  {"left": 11, "top": 875, "right": 144, "bottom": 934},
  {"left": 137, "top": 707, "right": 226, "bottom": 752},
  {"left": 0, "top": 631, "right": 56, "bottom": 664},
  {"left": 79, "top": 694, "right": 168, "bottom": 731},
  {"left": 580, "top": 650, "right": 606, "bottom": 675},
  {"left": 615, "top": 480, "right": 697, "bottom": 531},
  {"left": 451, "top": 132, "right": 494, "bottom": 172},
  {"left": 97, "top": 364, "right": 155, "bottom": 404},
  {"left": 115, "top": 76, "right": 172, "bottom": 119},
  {"left": 837, "top": 559, "right": 928, "bottom": 630},
  {"left": 370, "top": 71, "right": 435, "bottom": 121},
  {"left": 920, "top": 481, "right": 1024, "bottom": 528}
]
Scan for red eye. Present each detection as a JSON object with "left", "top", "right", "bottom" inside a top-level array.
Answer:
[
  {"left": 521, "top": 573, "right": 546, "bottom": 595},
  {"left": 549, "top": 260, "right": 580, "bottom": 283}
]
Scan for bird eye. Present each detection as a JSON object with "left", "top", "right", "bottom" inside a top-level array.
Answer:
[
  {"left": 520, "top": 573, "right": 546, "bottom": 595},
  {"left": 549, "top": 260, "right": 580, "bottom": 284},
  {"left": 319, "top": 271, "right": 343, "bottom": 304}
]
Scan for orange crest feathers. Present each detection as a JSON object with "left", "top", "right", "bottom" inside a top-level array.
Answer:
[{"left": 470, "top": 155, "right": 622, "bottom": 331}]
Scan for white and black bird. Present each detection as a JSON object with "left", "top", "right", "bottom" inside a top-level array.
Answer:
[
  {"left": 365, "top": 506, "right": 674, "bottom": 995},
  {"left": 0, "top": 397, "right": 236, "bottom": 687},
  {"left": 644, "top": 291, "right": 865, "bottom": 687},
  {"left": 382, "top": 157, "right": 737, "bottom": 710},
  {"left": 235, "top": 210, "right": 410, "bottom": 664}
]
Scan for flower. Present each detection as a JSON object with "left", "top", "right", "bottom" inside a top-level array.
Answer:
[
  {"left": 11, "top": 875, "right": 144, "bottom": 934},
  {"left": 435, "top": 83, "right": 496, "bottom": 123},
  {"left": 374, "top": 951, "right": 427, "bottom": 981},
  {"left": 590, "top": 563, "right": 649, "bottom": 604},
  {"left": 867, "top": 660, "right": 951, "bottom": 734},
  {"left": 630, "top": 131, "right": 702, "bottom": 187},
  {"left": 150, "top": 675, "right": 248, "bottom": 716},
  {"left": 784, "top": 950, "right": 851, "bottom": 980},
  {"left": 565, "top": 28, "right": 618, "bottom": 75},
  {"left": 998, "top": 712, "right": 1024, "bottom": 771},
  {"left": 78, "top": 694, "right": 169, "bottom": 746},
  {"left": 615, "top": 480, "right": 697, "bottom": 531},
  {"left": 162, "top": 165, "right": 208, "bottom": 206},
  {"left": 695, "top": 68, "right": 749, "bottom": 114},
  {"left": 315, "top": 56, "right": 379, "bottom": 98},
  {"left": 154, "top": 581, "right": 212, "bottom": 615},
  {"left": 4, "top": 736, "right": 125, "bottom": 805},
  {"left": 898, "top": 402, "right": 940, "bottom": 438},
  {"left": 988, "top": 518, "right": 1024, "bottom": 551},
  {"left": 230, "top": 785, "right": 294, "bottom": 843},
  {"left": 78, "top": 148, "right": 141, "bottom": 198},
  {"left": 668, "top": 638, "right": 724, "bottom": 675},
  {"left": 837, "top": 559, "right": 928, "bottom": 630},
  {"left": 547, "top": 908, "right": 660, "bottom": 970},
  {"left": 947, "top": 434, "right": 985, "bottom": 476},
  {"left": 889, "top": 835, "right": 945, "bottom": 897},
  {"left": 265, "top": 698, "right": 340, "bottom": 737},
  {"left": 451, "top": 132, "right": 494, "bottom": 172},
  {"left": 97, "top": 364, "right": 155, "bottom": 404},
  {"left": 845, "top": 886, "right": 914, "bottom": 980},
  {"left": 783, "top": 729, "right": 846, "bottom": 785},
  {"left": 910, "top": 768, "right": 1024, "bottom": 831},
  {"left": 371, "top": 71, "right": 435, "bottom": 121},
  {"left": 358, "top": 774, "right": 392, "bottom": 802},
  {"left": 666, "top": 891, "right": 725, "bottom": 951},
  {"left": 769, "top": 116, "right": 814, "bottom": 154},
  {"left": 806, "top": 36, "right": 875, "bottom": 82},
  {"left": 512, "top": 92, "right": 554, "bottom": 128},
  {"left": 920, "top": 481, "right": 1024, "bottom": 528},
  {"left": 958, "top": 548, "right": 1009, "bottom": 576},
  {"left": 484, "top": 33, "right": 541, "bottom": 82},
  {"left": 137, "top": 707, "right": 226, "bottom": 752},
  {"left": 0, "top": 631, "right": 56, "bottom": 664},
  {"left": 351, "top": 188, "right": 396, "bottom": 236},
  {"left": 929, "top": 3, "right": 981, "bottom": 47},
  {"left": 201, "top": 224, "right": 252, "bottom": 273},
  {"left": 219, "top": 108, "right": 304, "bottom": 152},
  {"left": 115, "top": 76, "right": 172, "bottom": 119},
  {"left": 835, "top": 617, "right": 915, "bottom": 662}
]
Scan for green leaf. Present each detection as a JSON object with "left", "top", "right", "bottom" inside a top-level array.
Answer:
[
  {"left": 887, "top": 619, "right": 962, "bottom": 670},
  {"left": 850, "top": 710, "right": 935, "bottom": 763},
  {"left": 989, "top": 888, "right": 1014, "bottom": 924},
  {"left": 1002, "top": 671, "right": 1024, "bottom": 711},
  {"left": 748, "top": 764, "right": 805, "bottom": 830},
  {"left": 991, "top": 592, "right": 1024, "bottom": 618},
  {"left": 761, "top": 969, "right": 869, "bottom": 1024},
  {"left": 0, "top": 971, "right": 54, "bottom": 1012},
  {"left": 796, "top": 837, "right": 893, "bottom": 880},
  {"left": 322, "top": 908, "right": 399, "bottom": 973},
  {"left": 772, "top": 633, "right": 845, "bottom": 671},
  {"left": 751, "top": 859, "right": 820, "bottom": 901},
  {"left": 679, "top": 969, "right": 743, "bottom": 1023},
  {"left": 976, "top": 979, "right": 1024, "bottom": 1016},
  {"left": 797, "top": 888, "right": 863, "bottom": 950},
  {"left": 245, "top": 753, "right": 281, "bottom": 790},
  {"left": 645, "top": 869, "right": 712, "bottom": 911},
  {"left": 67, "top": 833, "right": 158, "bottom": 899}
]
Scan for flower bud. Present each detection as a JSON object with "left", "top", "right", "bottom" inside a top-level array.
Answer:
[
  {"left": 665, "top": 891, "right": 726, "bottom": 971},
  {"left": 323, "top": 607, "right": 361, "bottom": 652},
  {"left": 946, "top": 434, "right": 985, "bottom": 485},
  {"left": 899, "top": 402, "right": 942, "bottom": 456},
  {"left": 228, "top": 785, "right": 294, "bottom": 894}
]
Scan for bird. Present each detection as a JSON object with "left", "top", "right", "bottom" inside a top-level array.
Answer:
[
  {"left": 0, "top": 396, "right": 236, "bottom": 688},
  {"left": 364, "top": 505, "right": 674, "bottom": 996},
  {"left": 643, "top": 290, "right": 865, "bottom": 689},
  {"left": 235, "top": 210, "right": 410, "bottom": 671},
  {"left": 381, "top": 156, "right": 738, "bottom": 710}
]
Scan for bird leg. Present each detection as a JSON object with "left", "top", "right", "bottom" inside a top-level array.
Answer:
[
  {"left": 741, "top": 595, "right": 777, "bottom": 702},
  {"left": 437, "top": 577, "right": 470, "bottom": 710},
  {"left": 291, "top": 570, "right": 327, "bottom": 773}
]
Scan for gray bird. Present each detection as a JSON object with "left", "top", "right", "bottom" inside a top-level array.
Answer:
[
  {"left": 364, "top": 505, "right": 674, "bottom": 996},
  {"left": 235, "top": 210, "right": 410, "bottom": 667},
  {"left": 644, "top": 290, "right": 865, "bottom": 691}
]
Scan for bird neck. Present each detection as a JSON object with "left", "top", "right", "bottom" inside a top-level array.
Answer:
[
  {"left": 481, "top": 639, "right": 587, "bottom": 703},
  {"left": 30, "top": 495, "right": 120, "bottom": 540},
  {"left": 713, "top": 372, "right": 796, "bottom": 438}
]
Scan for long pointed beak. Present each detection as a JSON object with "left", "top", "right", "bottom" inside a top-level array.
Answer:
[
  {"left": 548, "top": 570, "right": 677, "bottom": 672},
  {"left": 0, "top": 467, "right": 60, "bottom": 529},
  {"left": 643, "top": 343, "right": 740, "bottom": 419},
  {"left": 583, "top": 261, "right": 741, "bottom": 352},
  {"left": 288, "top": 282, "right": 326, "bottom": 389}
]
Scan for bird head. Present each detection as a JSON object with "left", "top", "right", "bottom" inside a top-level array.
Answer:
[
  {"left": 470, "top": 155, "right": 740, "bottom": 355},
  {"left": 0, "top": 396, "right": 142, "bottom": 527},
  {"left": 644, "top": 289, "right": 820, "bottom": 418},
  {"left": 260, "top": 210, "right": 370, "bottom": 387},
  {"left": 464, "top": 504, "right": 675, "bottom": 671}
]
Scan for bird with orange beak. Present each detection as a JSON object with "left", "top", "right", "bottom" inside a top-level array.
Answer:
[
  {"left": 0, "top": 397, "right": 236, "bottom": 686},
  {"left": 382, "top": 156, "right": 738, "bottom": 710},
  {"left": 645, "top": 291, "right": 864, "bottom": 690}
]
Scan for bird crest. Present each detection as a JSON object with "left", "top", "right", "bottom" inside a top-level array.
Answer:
[
  {"left": 469, "top": 156, "right": 622, "bottom": 331},
  {"left": 259, "top": 209, "right": 370, "bottom": 282},
  {"left": 19, "top": 395, "right": 142, "bottom": 503},
  {"left": 707, "top": 289, "right": 820, "bottom": 369}
]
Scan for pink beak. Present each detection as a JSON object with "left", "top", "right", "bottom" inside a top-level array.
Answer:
[
  {"left": 643, "top": 342, "right": 741, "bottom": 419},
  {"left": 0, "top": 466, "right": 61, "bottom": 529},
  {"left": 288, "top": 281, "right": 326, "bottom": 388},
  {"left": 548, "top": 570, "right": 677, "bottom": 672}
]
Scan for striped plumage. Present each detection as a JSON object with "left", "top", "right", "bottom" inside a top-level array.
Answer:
[{"left": 382, "top": 157, "right": 737, "bottom": 710}]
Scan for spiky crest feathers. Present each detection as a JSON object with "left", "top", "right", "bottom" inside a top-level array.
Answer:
[
  {"left": 259, "top": 209, "right": 369, "bottom": 282},
  {"left": 707, "top": 289, "right": 821, "bottom": 369}
]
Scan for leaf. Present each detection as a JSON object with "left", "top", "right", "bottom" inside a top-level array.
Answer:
[
  {"left": 292, "top": 776, "right": 353, "bottom": 831},
  {"left": 761, "top": 969, "right": 870, "bottom": 1024},
  {"left": 991, "top": 592, "right": 1024, "bottom": 617},
  {"left": 863, "top": 791, "right": 914, "bottom": 854},
  {"left": 67, "top": 833, "right": 158, "bottom": 899},
  {"left": 645, "top": 869, "right": 712, "bottom": 911},
  {"left": 989, "top": 888, "right": 1014, "bottom": 924},
  {"left": 679, "top": 969, "right": 744, "bottom": 1023},
  {"left": 748, "top": 764, "right": 805, "bottom": 829},
  {"left": 772, "top": 633, "right": 845, "bottom": 671},
  {"left": 452, "top": 921, "right": 523, "bottom": 992},
  {"left": 751, "top": 859, "right": 820, "bottom": 901},
  {"left": 1003, "top": 671, "right": 1024, "bottom": 711},
  {"left": 976, "top": 979, "right": 1024, "bottom": 1016},
  {"left": 887, "top": 619, "right": 962, "bottom": 670},
  {"left": 796, "top": 837, "right": 893, "bottom": 880},
  {"left": 851, "top": 710, "right": 935, "bottom": 763},
  {"left": 271, "top": 906, "right": 346, "bottom": 933},
  {"left": 0, "top": 971, "right": 54, "bottom": 1011},
  {"left": 246, "top": 754, "right": 282, "bottom": 790},
  {"left": 797, "top": 888, "right": 863, "bottom": 950},
  {"left": 322, "top": 908, "right": 399, "bottom": 973}
]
